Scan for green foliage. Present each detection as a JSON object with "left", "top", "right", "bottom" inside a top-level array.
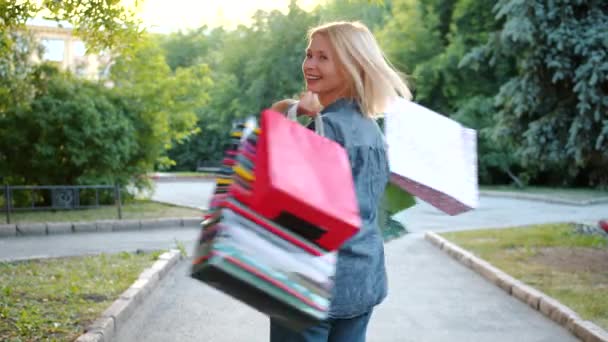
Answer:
[
  {"left": 166, "top": 3, "right": 320, "bottom": 170},
  {"left": 3, "top": 0, "right": 603, "bottom": 190},
  {"left": 240, "top": 3, "right": 319, "bottom": 111},
  {"left": 0, "top": 0, "right": 141, "bottom": 52},
  {"left": 0, "top": 31, "right": 42, "bottom": 115},
  {"left": 159, "top": 27, "right": 214, "bottom": 71},
  {"left": 0, "top": 35, "right": 210, "bottom": 188},
  {"left": 164, "top": 1, "right": 408, "bottom": 170},
  {"left": 380, "top": 0, "right": 522, "bottom": 185},
  {"left": 0, "top": 0, "right": 155, "bottom": 188},
  {"left": 168, "top": 71, "right": 246, "bottom": 169},
  {"left": 378, "top": 0, "right": 444, "bottom": 76},
  {"left": 0, "top": 65, "right": 137, "bottom": 186},
  {"left": 320, "top": 0, "right": 392, "bottom": 30},
  {"left": 110, "top": 34, "right": 212, "bottom": 172},
  {"left": 470, "top": 0, "right": 608, "bottom": 187}
]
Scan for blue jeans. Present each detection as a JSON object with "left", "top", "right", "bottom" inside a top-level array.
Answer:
[{"left": 270, "top": 311, "right": 373, "bottom": 342}]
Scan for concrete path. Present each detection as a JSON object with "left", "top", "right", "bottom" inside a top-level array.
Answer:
[
  {"left": 398, "top": 196, "right": 607, "bottom": 233},
  {"left": 153, "top": 180, "right": 607, "bottom": 232},
  {"left": 114, "top": 233, "right": 578, "bottom": 342},
  {"left": 3, "top": 180, "right": 606, "bottom": 341},
  {"left": 0, "top": 228, "right": 197, "bottom": 262},
  {"left": 151, "top": 180, "right": 215, "bottom": 210}
]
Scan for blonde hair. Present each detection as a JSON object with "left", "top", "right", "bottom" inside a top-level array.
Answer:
[{"left": 308, "top": 21, "right": 412, "bottom": 118}]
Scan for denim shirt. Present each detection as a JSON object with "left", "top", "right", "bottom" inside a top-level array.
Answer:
[{"left": 311, "top": 98, "right": 390, "bottom": 318}]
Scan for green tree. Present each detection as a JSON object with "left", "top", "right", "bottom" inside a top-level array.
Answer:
[
  {"left": 445, "top": 0, "right": 519, "bottom": 185},
  {"left": 380, "top": 0, "right": 523, "bottom": 185},
  {"left": 110, "top": 34, "right": 212, "bottom": 172},
  {"left": 168, "top": 71, "right": 247, "bottom": 170},
  {"left": 0, "top": 0, "right": 140, "bottom": 52},
  {"left": 0, "top": 0, "right": 139, "bottom": 115},
  {"left": 159, "top": 27, "right": 214, "bottom": 72},
  {"left": 239, "top": 2, "right": 319, "bottom": 110},
  {"left": 470, "top": 0, "right": 608, "bottom": 187},
  {"left": 0, "top": 65, "right": 137, "bottom": 186},
  {"left": 378, "top": 0, "right": 449, "bottom": 104},
  {"left": 165, "top": 2, "right": 319, "bottom": 170},
  {"left": 0, "top": 31, "right": 41, "bottom": 115},
  {"left": 320, "top": 0, "right": 392, "bottom": 30},
  {"left": 0, "top": 0, "right": 142, "bottom": 185}
]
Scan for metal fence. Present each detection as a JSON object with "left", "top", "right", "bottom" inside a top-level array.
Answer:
[{"left": 1, "top": 184, "right": 122, "bottom": 224}]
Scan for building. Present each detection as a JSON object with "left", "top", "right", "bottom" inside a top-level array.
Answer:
[{"left": 27, "top": 21, "right": 111, "bottom": 81}]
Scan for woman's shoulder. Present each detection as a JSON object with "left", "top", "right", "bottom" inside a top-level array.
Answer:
[
  {"left": 321, "top": 98, "right": 360, "bottom": 118},
  {"left": 326, "top": 121, "right": 385, "bottom": 154}
]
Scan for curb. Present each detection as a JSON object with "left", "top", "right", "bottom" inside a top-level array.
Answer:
[
  {"left": 479, "top": 191, "right": 608, "bottom": 206},
  {"left": 151, "top": 199, "right": 206, "bottom": 211},
  {"left": 0, "top": 217, "right": 202, "bottom": 238},
  {"left": 75, "top": 249, "right": 183, "bottom": 342},
  {"left": 425, "top": 231, "right": 608, "bottom": 342}
]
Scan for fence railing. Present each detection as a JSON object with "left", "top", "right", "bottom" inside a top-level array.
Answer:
[{"left": 2, "top": 184, "right": 122, "bottom": 224}]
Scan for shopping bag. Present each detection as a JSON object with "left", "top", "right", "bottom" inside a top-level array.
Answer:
[
  {"left": 205, "top": 120, "right": 256, "bottom": 220},
  {"left": 192, "top": 198, "right": 336, "bottom": 331},
  {"left": 231, "top": 110, "right": 361, "bottom": 251},
  {"left": 193, "top": 111, "right": 356, "bottom": 330},
  {"left": 385, "top": 98, "right": 478, "bottom": 215}
]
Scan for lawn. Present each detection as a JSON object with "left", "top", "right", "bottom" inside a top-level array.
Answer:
[
  {"left": 0, "top": 251, "right": 161, "bottom": 341},
  {"left": 441, "top": 223, "right": 608, "bottom": 330},
  {"left": 4, "top": 200, "right": 201, "bottom": 224}
]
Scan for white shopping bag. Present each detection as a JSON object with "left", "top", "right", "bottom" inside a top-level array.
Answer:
[{"left": 385, "top": 98, "right": 479, "bottom": 215}]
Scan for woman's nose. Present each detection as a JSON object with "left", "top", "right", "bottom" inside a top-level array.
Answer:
[{"left": 303, "top": 57, "right": 316, "bottom": 70}]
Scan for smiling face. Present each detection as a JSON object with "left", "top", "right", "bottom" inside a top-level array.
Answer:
[{"left": 302, "top": 33, "right": 349, "bottom": 107}]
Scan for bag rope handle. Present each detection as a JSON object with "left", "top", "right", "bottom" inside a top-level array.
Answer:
[{"left": 286, "top": 102, "right": 325, "bottom": 137}]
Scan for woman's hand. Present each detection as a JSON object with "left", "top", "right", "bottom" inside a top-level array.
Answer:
[{"left": 297, "top": 91, "right": 323, "bottom": 117}]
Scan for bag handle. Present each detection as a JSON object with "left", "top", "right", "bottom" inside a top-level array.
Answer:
[{"left": 287, "top": 102, "right": 325, "bottom": 137}]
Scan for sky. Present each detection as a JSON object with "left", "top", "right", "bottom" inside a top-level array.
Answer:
[
  {"left": 29, "top": 0, "right": 325, "bottom": 32},
  {"left": 29, "top": 0, "right": 325, "bottom": 59},
  {"left": 136, "top": 0, "right": 325, "bottom": 33}
]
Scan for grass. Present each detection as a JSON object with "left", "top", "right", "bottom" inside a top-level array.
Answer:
[
  {"left": 480, "top": 185, "right": 608, "bottom": 201},
  {"left": 441, "top": 223, "right": 608, "bottom": 330},
  {"left": 4, "top": 200, "right": 201, "bottom": 224},
  {"left": 0, "top": 251, "right": 161, "bottom": 341}
]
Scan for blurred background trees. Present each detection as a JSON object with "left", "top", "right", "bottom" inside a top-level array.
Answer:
[{"left": 1, "top": 0, "right": 606, "bottom": 188}]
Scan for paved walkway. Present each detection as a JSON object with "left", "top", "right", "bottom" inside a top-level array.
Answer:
[
  {"left": 115, "top": 233, "right": 578, "bottom": 342},
  {"left": 151, "top": 180, "right": 215, "bottom": 210},
  {"left": 0, "top": 228, "right": 196, "bottom": 262},
  {"left": 3, "top": 180, "right": 606, "bottom": 341},
  {"left": 398, "top": 195, "right": 607, "bottom": 233}
]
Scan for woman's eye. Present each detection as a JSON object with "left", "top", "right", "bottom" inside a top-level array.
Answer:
[{"left": 320, "top": 55, "right": 328, "bottom": 61}]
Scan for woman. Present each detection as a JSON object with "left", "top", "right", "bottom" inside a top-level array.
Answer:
[{"left": 270, "top": 21, "right": 412, "bottom": 342}]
